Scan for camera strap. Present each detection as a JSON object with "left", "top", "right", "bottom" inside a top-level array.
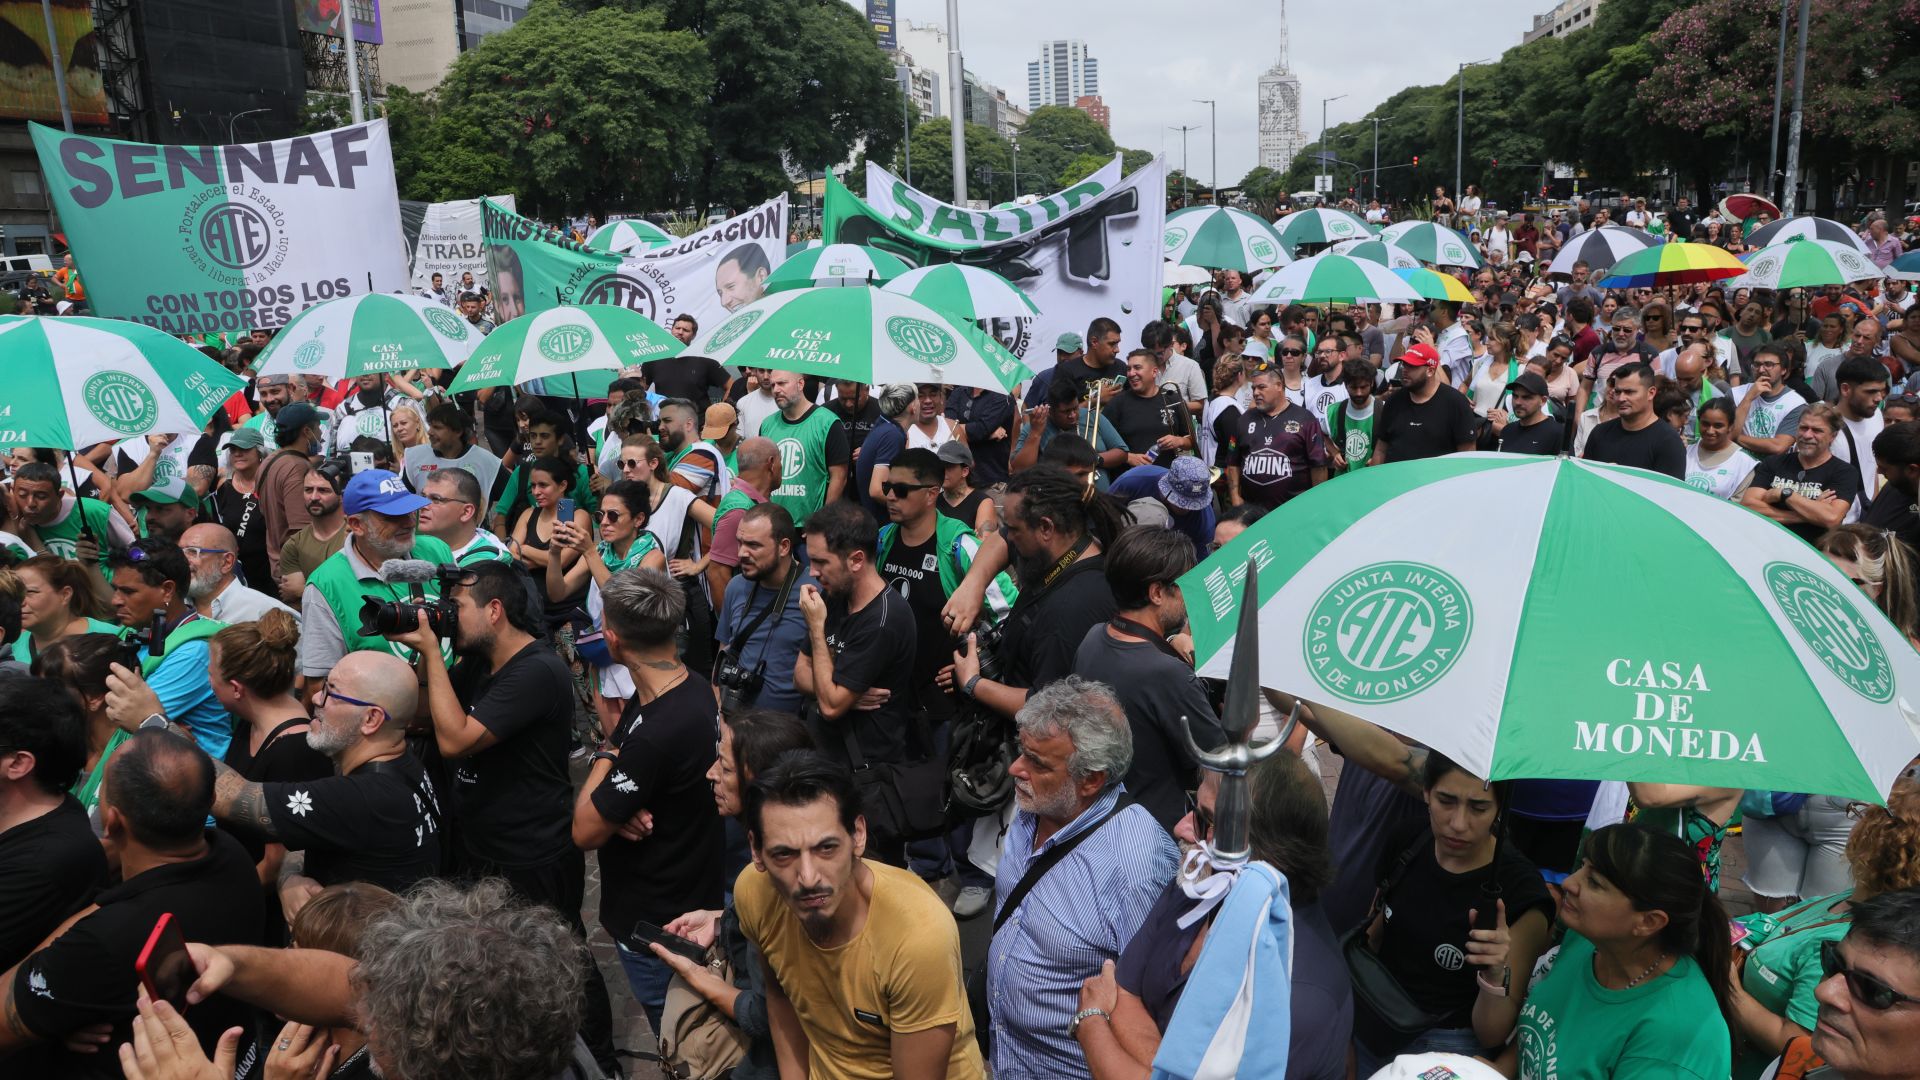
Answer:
[
  {"left": 725, "top": 558, "right": 799, "bottom": 666},
  {"left": 1108, "top": 615, "right": 1185, "bottom": 662}
]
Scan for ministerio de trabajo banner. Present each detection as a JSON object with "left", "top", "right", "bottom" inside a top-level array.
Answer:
[{"left": 31, "top": 120, "right": 409, "bottom": 334}]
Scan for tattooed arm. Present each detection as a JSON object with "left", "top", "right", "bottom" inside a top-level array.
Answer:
[
  {"left": 0, "top": 971, "right": 39, "bottom": 1053},
  {"left": 1262, "top": 689, "right": 1430, "bottom": 799},
  {"left": 209, "top": 755, "right": 279, "bottom": 839}
]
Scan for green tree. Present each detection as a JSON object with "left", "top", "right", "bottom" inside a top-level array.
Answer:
[
  {"left": 1016, "top": 105, "right": 1117, "bottom": 193},
  {"left": 906, "top": 118, "right": 1013, "bottom": 203},
  {"left": 1057, "top": 152, "right": 1109, "bottom": 188},
  {"left": 1120, "top": 148, "right": 1155, "bottom": 175},
  {"left": 1236, "top": 166, "right": 1288, "bottom": 214}
]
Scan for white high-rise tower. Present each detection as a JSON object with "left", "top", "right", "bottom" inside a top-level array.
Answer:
[
  {"left": 1257, "top": 3, "right": 1307, "bottom": 173},
  {"left": 1027, "top": 39, "right": 1099, "bottom": 111}
]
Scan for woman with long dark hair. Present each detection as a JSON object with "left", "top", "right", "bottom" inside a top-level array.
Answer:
[{"left": 1499, "top": 823, "right": 1735, "bottom": 1078}]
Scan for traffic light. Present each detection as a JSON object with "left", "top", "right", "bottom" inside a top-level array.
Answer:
[
  {"left": 1412, "top": 155, "right": 1420, "bottom": 166},
  {"left": 1490, "top": 157, "right": 1499, "bottom": 168}
]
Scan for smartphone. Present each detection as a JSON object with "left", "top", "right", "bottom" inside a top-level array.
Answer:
[
  {"left": 349, "top": 451, "right": 375, "bottom": 475},
  {"left": 136, "top": 913, "right": 193, "bottom": 1011},
  {"left": 557, "top": 497, "right": 576, "bottom": 522},
  {"left": 630, "top": 921, "right": 706, "bottom": 964}
]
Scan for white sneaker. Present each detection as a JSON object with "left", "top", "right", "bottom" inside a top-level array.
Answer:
[{"left": 951, "top": 885, "right": 992, "bottom": 919}]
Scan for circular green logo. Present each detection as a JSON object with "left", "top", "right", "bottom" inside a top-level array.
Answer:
[
  {"left": 1250, "top": 237, "right": 1279, "bottom": 264},
  {"left": 1304, "top": 561, "right": 1473, "bottom": 703},
  {"left": 1163, "top": 226, "right": 1189, "bottom": 253},
  {"left": 292, "top": 340, "right": 326, "bottom": 371},
  {"left": 1442, "top": 243, "right": 1469, "bottom": 264},
  {"left": 885, "top": 316, "right": 957, "bottom": 367},
  {"left": 82, "top": 371, "right": 159, "bottom": 435},
  {"left": 1685, "top": 472, "right": 1716, "bottom": 493},
  {"left": 537, "top": 325, "right": 595, "bottom": 364},
  {"left": 706, "top": 310, "right": 762, "bottom": 352},
  {"left": 423, "top": 306, "right": 469, "bottom": 341},
  {"left": 1329, "top": 218, "right": 1356, "bottom": 236},
  {"left": 1764, "top": 561, "right": 1894, "bottom": 702},
  {"left": 151, "top": 453, "right": 176, "bottom": 486}
]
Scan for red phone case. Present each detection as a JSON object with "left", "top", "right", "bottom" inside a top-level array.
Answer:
[{"left": 135, "top": 913, "right": 191, "bottom": 1011}]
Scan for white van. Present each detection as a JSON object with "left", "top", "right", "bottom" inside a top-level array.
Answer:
[{"left": 0, "top": 254, "right": 53, "bottom": 274}]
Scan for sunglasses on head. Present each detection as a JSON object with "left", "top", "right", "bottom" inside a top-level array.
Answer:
[
  {"left": 1822, "top": 939, "right": 1920, "bottom": 1010},
  {"left": 883, "top": 481, "right": 934, "bottom": 498}
]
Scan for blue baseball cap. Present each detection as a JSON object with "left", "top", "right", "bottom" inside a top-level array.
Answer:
[{"left": 343, "top": 469, "right": 429, "bottom": 516}]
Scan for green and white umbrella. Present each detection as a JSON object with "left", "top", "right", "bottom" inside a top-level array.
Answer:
[
  {"left": 882, "top": 263, "right": 1040, "bottom": 321},
  {"left": 1163, "top": 206, "right": 1292, "bottom": 271},
  {"left": 586, "top": 218, "right": 674, "bottom": 254},
  {"left": 1380, "top": 220, "right": 1482, "bottom": 267},
  {"left": 1326, "top": 237, "right": 1423, "bottom": 270},
  {"left": 448, "top": 305, "right": 685, "bottom": 396},
  {"left": 1728, "top": 238, "right": 1885, "bottom": 291},
  {"left": 690, "top": 287, "right": 1033, "bottom": 392},
  {"left": 1277, "top": 207, "right": 1373, "bottom": 252},
  {"left": 1184, "top": 454, "right": 1920, "bottom": 803},
  {"left": 1246, "top": 253, "right": 1424, "bottom": 305},
  {"left": 764, "top": 244, "right": 912, "bottom": 293},
  {"left": 1165, "top": 263, "right": 1215, "bottom": 286},
  {"left": 0, "top": 315, "right": 247, "bottom": 449},
  {"left": 255, "top": 294, "right": 480, "bottom": 380}
]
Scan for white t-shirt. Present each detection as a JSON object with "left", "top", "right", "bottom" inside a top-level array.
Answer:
[
  {"left": 1300, "top": 374, "right": 1350, "bottom": 433},
  {"left": 402, "top": 443, "right": 504, "bottom": 509},
  {"left": 1436, "top": 322, "right": 1474, "bottom": 387},
  {"left": 1160, "top": 352, "right": 1208, "bottom": 403},
  {"left": 736, "top": 389, "right": 780, "bottom": 441},
  {"left": 1831, "top": 410, "right": 1885, "bottom": 521},
  {"left": 906, "top": 417, "right": 957, "bottom": 451},
  {"left": 1684, "top": 443, "right": 1757, "bottom": 502}
]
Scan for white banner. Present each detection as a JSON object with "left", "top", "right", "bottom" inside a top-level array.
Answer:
[
  {"left": 602, "top": 195, "right": 788, "bottom": 335},
  {"left": 410, "top": 195, "right": 513, "bottom": 295}
]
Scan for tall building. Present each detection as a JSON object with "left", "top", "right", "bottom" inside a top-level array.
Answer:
[
  {"left": 1256, "top": 5, "right": 1307, "bottom": 173},
  {"left": 1075, "top": 95, "right": 1110, "bottom": 132},
  {"left": 1026, "top": 39, "right": 1098, "bottom": 111},
  {"left": 382, "top": 0, "right": 530, "bottom": 93},
  {"left": 1523, "top": 0, "right": 1604, "bottom": 42}
]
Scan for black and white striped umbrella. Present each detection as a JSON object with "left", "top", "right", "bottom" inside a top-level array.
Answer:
[
  {"left": 1745, "top": 216, "right": 1875, "bottom": 256},
  {"left": 1545, "top": 226, "right": 1658, "bottom": 280}
]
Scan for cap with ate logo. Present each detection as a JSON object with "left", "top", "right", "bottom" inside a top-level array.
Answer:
[{"left": 343, "top": 469, "right": 430, "bottom": 516}]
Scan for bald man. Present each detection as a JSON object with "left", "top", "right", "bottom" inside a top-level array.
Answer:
[
  {"left": 107, "top": 650, "right": 441, "bottom": 920},
  {"left": 1672, "top": 343, "right": 1731, "bottom": 442},
  {"left": 181, "top": 521, "right": 298, "bottom": 625}
]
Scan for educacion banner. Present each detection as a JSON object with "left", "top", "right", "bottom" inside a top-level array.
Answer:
[
  {"left": 826, "top": 157, "right": 1163, "bottom": 368},
  {"left": 31, "top": 120, "right": 409, "bottom": 334},
  {"left": 482, "top": 195, "right": 788, "bottom": 334}
]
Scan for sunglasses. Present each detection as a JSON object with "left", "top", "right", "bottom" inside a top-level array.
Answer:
[
  {"left": 597, "top": 509, "right": 625, "bottom": 523},
  {"left": 619, "top": 458, "right": 646, "bottom": 469},
  {"left": 883, "top": 481, "right": 934, "bottom": 498},
  {"left": 1821, "top": 939, "right": 1920, "bottom": 1010},
  {"left": 1279, "top": 347, "right": 1305, "bottom": 356},
  {"left": 1184, "top": 789, "right": 1214, "bottom": 838}
]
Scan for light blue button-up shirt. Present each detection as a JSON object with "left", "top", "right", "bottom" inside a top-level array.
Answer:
[{"left": 986, "top": 784, "right": 1177, "bottom": 1080}]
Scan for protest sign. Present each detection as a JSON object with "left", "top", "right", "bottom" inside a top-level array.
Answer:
[
  {"left": 410, "top": 195, "right": 514, "bottom": 294},
  {"left": 31, "top": 119, "right": 409, "bottom": 333}
]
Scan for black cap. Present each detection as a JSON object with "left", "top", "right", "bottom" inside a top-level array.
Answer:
[
  {"left": 274, "top": 403, "right": 323, "bottom": 442},
  {"left": 1505, "top": 372, "right": 1550, "bottom": 398}
]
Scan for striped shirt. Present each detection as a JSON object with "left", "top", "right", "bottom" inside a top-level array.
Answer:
[{"left": 987, "top": 785, "right": 1177, "bottom": 1079}]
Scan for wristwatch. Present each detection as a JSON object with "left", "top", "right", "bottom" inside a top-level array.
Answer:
[
  {"left": 1067, "top": 1007, "right": 1111, "bottom": 1038},
  {"left": 962, "top": 674, "right": 983, "bottom": 699}
]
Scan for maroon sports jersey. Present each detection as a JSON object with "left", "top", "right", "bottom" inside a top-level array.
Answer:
[{"left": 1236, "top": 403, "right": 1330, "bottom": 508}]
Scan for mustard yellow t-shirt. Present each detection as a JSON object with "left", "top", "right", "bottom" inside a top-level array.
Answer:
[{"left": 734, "top": 858, "right": 985, "bottom": 1080}]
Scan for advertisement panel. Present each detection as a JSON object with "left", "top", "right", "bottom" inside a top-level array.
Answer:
[
  {"left": 0, "top": 0, "right": 109, "bottom": 125},
  {"left": 294, "top": 0, "right": 382, "bottom": 45},
  {"left": 866, "top": 0, "right": 896, "bottom": 49}
]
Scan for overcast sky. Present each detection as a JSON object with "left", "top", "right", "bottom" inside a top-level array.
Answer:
[{"left": 860, "top": 0, "right": 1552, "bottom": 185}]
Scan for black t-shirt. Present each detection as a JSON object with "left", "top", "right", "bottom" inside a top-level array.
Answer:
[
  {"left": 1496, "top": 416, "right": 1566, "bottom": 456},
  {"left": 223, "top": 718, "right": 332, "bottom": 866},
  {"left": 1210, "top": 401, "right": 1243, "bottom": 464},
  {"left": 822, "top": 587, "right": 920, "bottom": 764},
  {"left": 0, "top": 796, "right": 107, "bottom": 972},
  {"left": 1053, "top": 357, "right": 1123, "bottom": 389},
  {"left": 11, "top": 830, "right": 262, "bottom": 1080},
  {"left": 1376, "top": 383, "right": 1478, "bottom": 462},
  {"left": 264, "top": 752, "right": 443, "bottom": 893},
  {"left": 446, "top": 642, "right": 576, "bottom": 869},
  {"left": 1749, "top": 451, "right": 1865, "bottom": 542},
  {"left": 1582, "top": 417, "right": 1687, "bottom": 478},
  {"left": 1356, "top": 820, "right": 1554, "bottom": 1044},
  {"left": 1071, "top": 625, "right": 1226, "bottom": 830},
  {"left": 642, "top": 355, "right": 732, "bottom": 403},
  {"left": 878, "top": 529, "right": 952, "bottom": 716},
  {"left": 209, "top": 480, "right": 271, "bottom": 591},
  {"left": 591, "top": 672, "right": 726, "bottom": 939},
  {"left": 827, "top": 397, "right": 886, "bottom": 477},
  {"left": 1105, "top": 388, "right": 1192, "bottom": 455},
  {"left": 1864, "top": 482, "right": 1920, "bottom": 553},
  {"left": 1001, "top": 555, "right": 1116, "bottom": 693}
]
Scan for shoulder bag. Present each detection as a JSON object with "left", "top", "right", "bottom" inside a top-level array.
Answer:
[
  {"left": 653, "top": 947, "right": 748, "bottom": 1080},
  {"left": 1341, "top": 831, "right": 1453, "bottom": 1052},
  {"left": 837, "top": 710, "right": 947, "bottom": 852}
]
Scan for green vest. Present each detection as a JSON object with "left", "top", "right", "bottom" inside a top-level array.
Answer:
[
  {"left": 307, "top": 535, "right": 458, "bottom": 665},
  {"left": 875, "top": 515, "right": 1018, "bottom": 625},
  {"left": 713, "top": 487, "right": 757, "bottom": 536},
  {"left": 760, "top": 405, "right": 839, "bottom": 526},
  {"left": 1328, "top": 401, "right": 1377, "bottom": 474},
  {"left": 38, "top": 497, "right": 118, "bottom": 571},
  {"left": 139, "top": 616, "right": 227, "bottom": 678}
]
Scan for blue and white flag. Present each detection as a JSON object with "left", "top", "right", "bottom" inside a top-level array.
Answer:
[{"left": 1150, "top": 861, "right": 1294, "bottom": 1080}]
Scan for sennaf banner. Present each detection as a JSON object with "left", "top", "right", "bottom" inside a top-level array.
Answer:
[{"left": 31, "top": 120, "right": 408, "bottom": 333}]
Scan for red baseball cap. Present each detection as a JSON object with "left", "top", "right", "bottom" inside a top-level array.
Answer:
[{"left": 1401, "top": 343, "right": 1441, "bottom": 367}]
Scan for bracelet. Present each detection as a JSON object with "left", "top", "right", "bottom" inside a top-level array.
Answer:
[
  {"left": 962, "top": 674, "right": 983, "bottom": 699},
  {"left": 1477, "top": 968, "right": 1511, "bottom": 998},
  {"left": 1067, "top": 1007, "right": 1111, "bottom": 1038}
]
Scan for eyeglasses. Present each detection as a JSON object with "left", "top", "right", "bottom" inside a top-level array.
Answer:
[
  {"left": 1184, "top": 789, "right": 1215, "bottom": 838},
  {"left": 1821, "top": 939, "right": 1920, "bottom": 1010},
  {"left": 178, "top": 546, "right": 231, "bottom": 558},
  {"left": 619, "top": 458, "right": 646, "bottom": 470},
  {"left": 317, "top": 683, "right": 382, "bottom": 714},
  {"left": 597, "top": 509, "right": 625, "bottom": 523},
  {"left": 883, "top": 481, "right": 934, "bottom": 498},
  {"left": 424, "top": 494, "right": 471, "bottom": 507}
]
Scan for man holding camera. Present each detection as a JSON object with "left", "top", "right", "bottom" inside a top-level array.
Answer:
[
  {"left": 297, "top": 470, "right": 456, "bottom": 696},
  {"left": 712, "top": 504, "right": 814, "bottom": 716}
]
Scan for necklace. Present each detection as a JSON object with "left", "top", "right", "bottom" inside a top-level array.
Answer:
[{"left": 1604, "top": 950, "right": 1669, "bottom": 990}]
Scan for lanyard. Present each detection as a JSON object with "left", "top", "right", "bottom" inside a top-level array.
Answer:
[
  {"left": 1040, "top": 536, "right": 1091, "bottom": 591},
  {"left": 1108, "top": 615, "right": 1185, "bottom": 662}
]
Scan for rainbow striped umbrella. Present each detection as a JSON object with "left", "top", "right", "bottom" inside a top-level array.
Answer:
[
  {"left": 1391, "top": 267, "right": 1476, "bottom": 303},
  {"left": 1596, "top": 242, "right": 1748, "bottom": 288}
]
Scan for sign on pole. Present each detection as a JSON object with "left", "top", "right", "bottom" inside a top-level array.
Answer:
[{"left": 1314, "top": 175, "right": 1334, "bottom": 194}]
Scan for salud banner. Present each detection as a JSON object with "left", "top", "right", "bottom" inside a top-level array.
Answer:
[
  {"left": 411, "top": 195, "right": 514, "bottom": 294},
  {"left": 32, "top": 120, "right": 409, "bottom": 334},
  {"left": 826, "top": 157, "right": 1163, "bottom": 368},
  {"left": 483, "top": 195, "right": 787, "bottom": 334}
]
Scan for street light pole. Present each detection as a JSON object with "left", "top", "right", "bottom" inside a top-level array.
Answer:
[
  {"left": 1782, "top": 0, "right": 1812, "bottom": 216},
  {"left": 1321, "top": 94, "right": 1347, "bottom": 198},
  {"left": 37, "top": 0, "right": 72, "bottom": 132},
  {"left": 1767, "top": 0, "right": 1790, "bottom": 201},
  {"left": 1169, "top": 125, "right": 1201, "bottom": 206},
  {"left": 1195, "top": 99, "right": 1217, "bottom": 200},
  {"left": 338, "top": 0, "right": 364, "bottom": 123},
  {"left": 228, "top": 108, "right": 270, "bottom": 144},
  {"left": 945, "top": 0, "right": 966, "bottom": 204},
  {"left": 1369, "top": 115, "right": 1395, "bottom": 202},
  {"left": 1455, "top": 59, "right": 1489, "bottom": 206}
]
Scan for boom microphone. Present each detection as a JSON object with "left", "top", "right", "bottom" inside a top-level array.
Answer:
[{"left": 378, "top": 559, "right": 441, "bottom": 585}]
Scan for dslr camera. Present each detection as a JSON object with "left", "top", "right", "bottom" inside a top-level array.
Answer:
[
  {"left": 713, "top": 650, "right": 765, "bottom": 714},
  {"left": 358, "top": 563, "right": 474, "bottom": 639}
]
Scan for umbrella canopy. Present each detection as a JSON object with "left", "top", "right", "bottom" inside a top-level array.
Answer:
[
  {"left": 1726, "top": 239, "right": 1885, "bottom": 291},
  {"left": 1545, "top": 226, "right": 1659, "bottom": 280},
  {"left": 1746, "top": 216, "right": 1875, "bottom": 256},
  {"left": 689, "top": 287, "right": 1034, "bottom": 392},
  {"left": 1185, "top": 454, "right": 1920, "bottom": 803},
  {"left": 882, "top": 264, "right": 1039, "bottom": 321},
  {"left": 1596, "top": 242, "right": 1748, "bottom": 288},
  {"left": 1886, "top": 250, "right": 1920, "bottom": 282},
  {"left": 1246, "top": 254, "right": 1424, "bottom": 305},
  {"left": 1379, "top": 221, "right": 1482, "bottom": 267},
  {"left": 447, "top": 306, "right": 686, "bottom": 395},
  {"left": 1326, "top": 238, "right": 1422, "bottom": 270},
  {"left": 255, "top": 294, "right": 480, "bottom": 380},
  {"left": 585, "top": 218, "right": 674, "bottom": 254},
  {"left": 764, "top": 244, "right": 911, "bottom": 293},
  {"left": 0, "top": 315, "right": 248, "bottom": 449},
  {"left": 1719, "top": 193, "right": 1781, "bottom": 223},
  {"left": 1276, "top": 207, "right": 1373, "bottom": 252},
  {"left": 1164, "top": 263, "right": 1215, "bottom": 286},
  {"left": 1164, "top": 207, "right": 1292, "bottom": 271},
  {"left": 1391, "top": 267, "right": 1476, "bottom": 303}
]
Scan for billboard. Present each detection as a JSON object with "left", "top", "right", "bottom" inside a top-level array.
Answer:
[
  {"left": 294, "top": 0, "right": 382, "bottom": 45},
  {"left": 0, "top": 0, "right": 110, "bottom": 125},
  {"left": 866, "top": 0, "right": 895, "bottom": 49}
]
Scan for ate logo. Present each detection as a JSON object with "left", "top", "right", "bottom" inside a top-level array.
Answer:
[
  {"left": 82, "top": 371, "right": 160, "bottom": 435},
  {"left": 778, "top": 437, "right": 806, "bottom": 479},
  {"left": 1765, "top": 561, "right": 1894, "bottom": 702},
  {"left": 199, "top": 203, "right": 274, "bottom": 271},
  {"left": 1305, "top": 561, "right": 1472, "bottom": 704}
]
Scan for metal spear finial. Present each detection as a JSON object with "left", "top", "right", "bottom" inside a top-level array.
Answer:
[{"left": 1181, "top": 558, "right": 1291, "bottom": 864}]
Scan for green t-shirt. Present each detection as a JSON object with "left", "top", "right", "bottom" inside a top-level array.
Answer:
[
  {"left": 11, "top": 618, "right": 130, "bottom": 664},
  {"left": 36, "top": 497, "right": 118, "bottom": 571},
  {"left": 1732, "top": 893, "right": 1853, "bottom": 1080},
  {"left": 1328, "top": 400, "right": 1377, "bottom": 473},
  {"left": 1517, "top": 930, "right": 1732, "bottom": 1080},
  {"left": 759, "top": 405, "right": 844, "bottom": 526},
  {"left": 495, "top": 462, "right": 597, "bottom": 526}
]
